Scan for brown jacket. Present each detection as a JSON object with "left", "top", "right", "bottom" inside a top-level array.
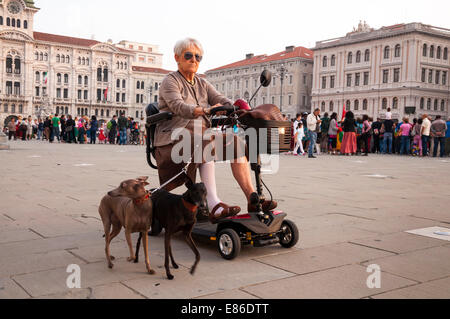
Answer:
[
  {"left": 154, "top": 71, "right": 231, "bottom": 147},
  {"left": 7, "top": 121, "right": 16, "bottom": 132}
]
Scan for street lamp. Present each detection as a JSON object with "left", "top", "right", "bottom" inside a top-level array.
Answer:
[{"left": 277, "top": 64, "right": 288, "bottom": 113}]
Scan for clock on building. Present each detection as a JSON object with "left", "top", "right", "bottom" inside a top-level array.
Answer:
[{"left": 7, "top": 1, "right": 22, "bottom": 14}]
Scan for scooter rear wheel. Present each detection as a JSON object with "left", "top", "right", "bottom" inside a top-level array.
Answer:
[
  {"left": 217, "top": 228, "right": 241, "bottom": 260},
  {"left": 278, "top": 219, "right": 299, "bottom": 248}
]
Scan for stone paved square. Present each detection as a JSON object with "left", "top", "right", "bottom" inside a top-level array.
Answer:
[{"left": 0, "top": 140, "right": 449, "bottom": 299}]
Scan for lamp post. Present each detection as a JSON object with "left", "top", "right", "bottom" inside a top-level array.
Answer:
[{"left": 278, "top": 64, "right": 288, "bottom": 113}]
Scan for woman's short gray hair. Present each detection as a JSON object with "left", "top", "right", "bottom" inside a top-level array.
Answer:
[{"left": 174, "top": 38, "right": 204, "bottom": 56}]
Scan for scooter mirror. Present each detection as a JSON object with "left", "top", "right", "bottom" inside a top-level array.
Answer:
[{"left": 260, "top": 70, "right": 272, "bottom": 87}]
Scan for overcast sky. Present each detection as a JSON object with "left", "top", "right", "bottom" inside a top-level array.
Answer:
[{"left": 34, "top": 0, "right": 450, "bottom": 73}]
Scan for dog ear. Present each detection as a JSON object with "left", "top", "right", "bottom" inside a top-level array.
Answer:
[
  {"left": 136, "top": 176, "right": 149, "bottom": 182},
  {"left": 185, "top": 177, "right": 194, "bottom": 189}
]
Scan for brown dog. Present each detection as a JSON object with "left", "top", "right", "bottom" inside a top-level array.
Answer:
[{"left": 98, "top": 176, "right": 155, "bottom": 275}]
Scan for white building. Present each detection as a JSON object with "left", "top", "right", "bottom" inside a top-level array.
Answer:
[
  {"left": 312, "top": 22, "right": 450, "bottom": 120},
  {"left": 0, "top": 0, "right": 171, "bottom": 126},
  {"left": 206, "top": 46, "right": 314, "bottom": 118}
]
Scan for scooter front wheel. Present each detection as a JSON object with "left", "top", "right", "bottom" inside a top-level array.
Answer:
[
  {"left": 278, "top": 219, "right": 299, "bottom": 248},
  {"left": 217, "top": 228, "right": 241, "bottom": 260}
]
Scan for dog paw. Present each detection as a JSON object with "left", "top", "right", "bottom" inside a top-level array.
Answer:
[
  {"left": 108, "top": 263, "right": 114, "bottom": 269},
  {"left": 134, "top": 258, "right": 139, "bottom": 264},
  {"left": 127, "top": 257, "right": 136, "bottom": 262},
  {"left": 110, "top": 256, "right": 116, "bottom": 261},
  {"left": 167, "top": 274, "right": 174, "bottom": 280},
  {"left": 190, "top": 268, "right": 196, "bottom": 275},
  {"left": 172, "top": 263, "right": 179, "bottom": 269},
  {"left": 147, "top": 269, "right": 156, "bottom": 275}
]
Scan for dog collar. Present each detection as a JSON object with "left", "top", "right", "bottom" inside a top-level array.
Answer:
[
  {"left": 133, "top": 193, "right": 151, "bottom": 206},
  {"left": 182, "top": 199, "right": 198, "bottom": 213}
]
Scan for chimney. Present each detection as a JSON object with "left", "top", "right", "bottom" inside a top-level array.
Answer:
[
  {"left": 246, "top": 53, "right": 254, "bottom": 60},
  {"left": 285, "top": 46, "right": 295, "bottom": 53}
]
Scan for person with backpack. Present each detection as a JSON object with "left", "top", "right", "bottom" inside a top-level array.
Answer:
[
  {"left": 108, "top": 115, "right": 118, "bottom": 144},
  {"left": 118, "top": 113, "right": 128, "bottom": 145},
  {"left": 320, "top": 113, "right": 330, "bottom": 154}
]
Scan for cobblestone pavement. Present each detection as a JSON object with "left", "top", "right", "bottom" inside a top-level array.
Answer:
[{"left": 0, "top": 140, "right": 449, "bottom": 299}]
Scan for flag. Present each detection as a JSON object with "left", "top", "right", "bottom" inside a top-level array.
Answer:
[
  {"left": 341, "top": 102, "right": 347, "bottom": 121},
  {"left": 104, "top": 87, "right": 108, "bottom": 101},
  {"left": 43, "top": 72, "right": 48, "bottom": 85}
]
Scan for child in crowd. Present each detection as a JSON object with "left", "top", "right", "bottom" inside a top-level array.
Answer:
[{"left": 293, "top": 122, "right": 306, "bottom": 156}]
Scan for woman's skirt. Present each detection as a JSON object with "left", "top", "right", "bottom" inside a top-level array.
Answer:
[
  {"left": 154, "top": 121, "right": 247, "bottom": 192},
  {"left": 340, "top": 132, "right": 357, "bottom": 154}
]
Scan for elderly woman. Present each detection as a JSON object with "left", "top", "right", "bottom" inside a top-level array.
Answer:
[{"left": 154, "top": 38, "right": 277, "bottom": 223}]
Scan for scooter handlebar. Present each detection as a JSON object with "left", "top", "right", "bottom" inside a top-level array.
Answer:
[
  {"left": 209, "top": 104, "right": 236, "bottom": 116},
  {"left": 146, "top": 112, "right": 173, "bottom": 126}
]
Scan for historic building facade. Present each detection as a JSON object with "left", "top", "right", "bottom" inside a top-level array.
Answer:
[
  {"left": 205, "top": 46, "right": 314, "bottom": 119},
  {"left": 312, "top": 22, "right": 450, "bottom": 120},
  {"left": 0, "top": 0, "right": 170, "bottom": 126}
]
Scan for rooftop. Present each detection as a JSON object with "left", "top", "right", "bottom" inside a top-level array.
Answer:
[{"left": 207, "top": 46, "right": 313, "bottom": 73}]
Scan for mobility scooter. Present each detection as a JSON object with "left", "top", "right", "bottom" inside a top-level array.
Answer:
[{"left": 145, "top": 71, "right": 299, "bottom": 260}]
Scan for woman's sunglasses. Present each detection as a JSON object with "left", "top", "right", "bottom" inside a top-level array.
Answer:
[{"left": 184, "top": 52, "right": 203, "bottom": 63}]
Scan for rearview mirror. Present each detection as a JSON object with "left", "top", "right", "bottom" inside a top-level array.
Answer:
[{"left": 260, "top": 70, "right": 272, "bottom": 87}]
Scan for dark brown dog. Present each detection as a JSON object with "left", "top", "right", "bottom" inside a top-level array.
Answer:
[
  {"left": 98, "top": 176, "right": 155, "bottom": 275},
  {"left": 136, "top": 179, "right": 207, "bottom": 280}
]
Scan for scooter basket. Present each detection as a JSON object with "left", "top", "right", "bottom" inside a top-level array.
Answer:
[{"left": 241, "top": 117, "right": 292, "bottom": 154}]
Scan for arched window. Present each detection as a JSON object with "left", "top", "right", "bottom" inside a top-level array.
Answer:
[
  {"left": 84, "top": 76, "right": 88, "bottom": 86},
  {"left": 18, "top": 104, "right": 23, "bottom": 113},
  {"left": 427, "top": 98, "right": 431, "bottom": 110},
  {"left": 82, "top": 57, "right": 85, "bottom": 65},
  {"left": 44, "top": 53, "right": 48, "bottom": 61},
  {"left": 354, "top": 100, "right": 359, "bottom": 111},
  {"left": 363, "top": 99, "right": 368, "bottom": 110},
  {"left": 24, "top": 20, "right": 27, "bottom": 29},
  {"left": 17, "top": 19, "right": 20, "bottom": 28},
  {"left": 444, "top": 48, "right": 448, "bottom": 60},
  {"left": 116, "top": 62, "right": 120, "bottom": 69},
  {"left": 97, "top": 68, "right": 102, "bottom": 82},
  {"left": 103, "top": 68, "right": 108, "bottom": 82},
  {"left": 420, "top": 98, "right": 424, "bottom": 110},
  {"left": 6, "top": 18, "right": 10, "bottom": 26},
  {"left": 423, "top": 44, "right": 428, "bottom": 57},
  {"left": 40, "top": 53, "right": 43, "bottom": 61},
  {"left": 347, "top": 52, "right": 353, "bottom": 64},
  {"left": 35, "top": 52, "right": 39, "bottom": 60},
  {"left": 141, "top": 81, "right": 145, "bottom": 89},
  {"left": 78, "top": 57, "right": 81, "bottom": 65},
  {"left": 137, "top": 81, "right": 140, "bottom": 89},
  {"left": 346, "top": 100, "right": 351, "bottom": 110},
  {"left": 61, "top": 55, "right": 66, "bottom": 63},
  {"left": 6, "top": 56, "right": 12, "bottom": 73},
  {"left": 64, "top": 74, "right": 69, "bottom": 84},
  {"left": 11, "top": 104, "right": 16, "bottom": 113},
  {"left": 322, "top": 56, "right": 327, "bottom": 67},
  {"left": 384, "top": 46, "right": 390, "bottom": 59},
  {"left": 122, "top": 79, "right": 126, "bottom": 88},
  {"left": 95, "top": 109, "right": 98, "bottom": 116},
  {"left": 56, "top": 54, "right": 60, "bottom": 63},
  {"left": 14, "top": 57, "right": 21, "bottom": 74},
  {"left": 86, "top": 58, "right": 89, "bottom": 66},
  {"left": 12, "top": 18, "right": 15, "bottom": 27},
  {"left": 56, "top": 106, "right": 60, "bottom": 115},
  {"left": 392, "top": 97, "right": 398, "bottom": 109},
  {"left": 120, "top": 62, "right": 123, "bottom": 69},
  {"left": 382, "top": 98, "right": 387, "bottom": 109},
  {"left": 364, "top": 49, "right": 370, "bottom": 62},
  {"left": 124, "top": 63, "right": 127, "bottom": 70},
  {"left": 78, "top": 75, "right": 82, "bottom": 85},
  {"left": 430, "top": 45, "right": 434, "bottom": 58},
  {"left": 321, "top": 101, "right": 325, "bottom": 112},
  {"left": 394, "top": 44, "right": 401, "bottom": 57},
  {"left": 66, "top": 56, "right": 70, "bottom": 64},
  {"left": 441, "top": 100, "right": 445, "bottom": 111},
  {"left": 0, "top": 17, "right": 3, "bottom": 25},
  {"left": 329, "top": 101, "right": 334, "bottom": 112},
  {"left": 331, "top": 55, "right": 336, "bottom": 66},
  {"left": 356, "top": 51, "right": 361, "bottom": 63},
  {"left": 437, "top": 46, "right": 441, "bottom": 59},
  {"left": 57, "top": 73, "right": 62, "bottom": 83},
  {"left": 434, "top": 99, "right": 438, "bottom": 111},
  {"left": 116, "top": 79, "right": 121, "bottom": 88},
  {"left": 107, "top": 110, "right": 110, "bottom": 117},
  {"left": 35, "top": 71, "right": 40, "bottom": 82}
]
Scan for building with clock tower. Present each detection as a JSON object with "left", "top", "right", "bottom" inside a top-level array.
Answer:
[{"left": 0, "top": 0, "right": 170, "bottom": 127}]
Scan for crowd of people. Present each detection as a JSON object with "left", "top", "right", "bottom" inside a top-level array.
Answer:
[
  {"left": 287, "top": 108, "right": 450, "bottom": 158},
  {"left": 2, "top": 112, "right": 147, "bottom": 146}
]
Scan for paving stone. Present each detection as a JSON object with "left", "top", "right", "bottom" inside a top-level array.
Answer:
[
  {"left": 123, "top": 257, "right": 294, "bottom": 299},
  {"left": 362, "top": 246, "right": 450, "bottom": 282},
  {"left": 371, "top": 277, "right": 450, "bottom": 299},
  {"left": 195, "top": 289, "right": 259, "bottom": 299},
  {"left": 12, "top": 258, "right": 163, "bottom": 298},
  {"left": 0, "top": 278, "right": 30, "bottom": 299},
  {"left": 0, "top": 228, "right": 42, "bottom": 244},
  {"left": 254, "top": 242, "right": 394, "bottom": 275},
  {"left": 351, "top": 216, "right": 441, "bottom": 235},
  {"left": 0, "top": 250, "right": 85, "bottom": 278},
  {"left": 241, "top": 264, "right": 417, "bottom": 299},
  {"left": 351, "top": 232, "right": 447, "bottom": 254}
]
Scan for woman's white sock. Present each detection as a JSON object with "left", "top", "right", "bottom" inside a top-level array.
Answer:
[{"left": 199, "top": 161, "right": 223, "bottom": 216}]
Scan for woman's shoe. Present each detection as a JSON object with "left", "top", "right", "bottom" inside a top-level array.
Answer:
[{"left": 209, "top": 203, "right": 241, "bottom": 224}]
